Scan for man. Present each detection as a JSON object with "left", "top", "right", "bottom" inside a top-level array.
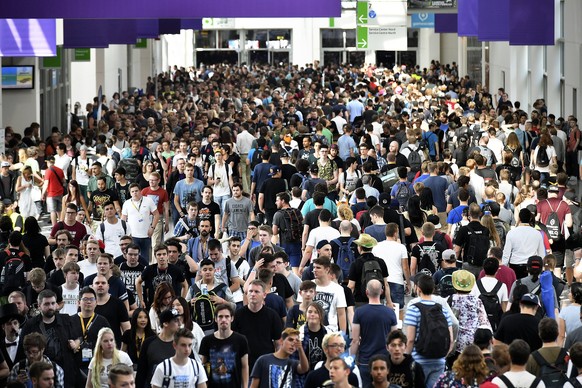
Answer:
[
  {"left": 28, "top": 361, "right": 56, "bottom": 388},
  {"left": 142, "top": 171, "right": 170, "bottom": 249},
  {"left": 187, "top": 219, "right": 215, "bottom": 263},
  {"left": 373, "top": 223, "right": 410, "bottom": 314},
  {"left": 42, "top": 156, "right": 65, "bottom": 227},
  {"left": 348, "top": 234, "right": 392, "bottom": 306},
  {"left": 311, "top": 256, "right": 347, "bottom": 333},
  {"left": 198, "top": 186, "right": 221, "bottom": 239},
  {"left": 114, "top": 237, "right": 148, "bottom": 267},
  {"left": 367, "top": 354, "right": 401, "bottom": 388},
  {"left": 272, "top": 191, "right": 304, "bottom": 274},
  {"left": 244, "top": 253, "right": 295, "bottom": 310},
  {"left": 97, "top": 201, "right": 130, "bottom": 258},
  {"left": 48, "top": 245, "right": 84, "bottom": 287},
  {"left": 166, "top": 239, "right": 197, "bottom": 285},
  {"left": 386, "top": 330, "right": 425, "bottom": 388},
  {"left": 136, "top": 309, "right": 182, "bottom": 388},
  {"left": 0, "top": 231, "right": 32, "bottom": 296},
  {"left": 258, "top": 166, "right": 289, "bottom": 225},
  {"left": 222, "top": 183, "right": 255, "bottom": 240},
  {"left": 299, "top": 210, "right": 340, "bottom": 273},
  {"left": 199, "top": 304, "right": 249, "bottom": 388},
  {"left": 403, "top": 274, "right": 454, "bottom": 388},
  {"left": 346, "top": 93, "right": 364, "bottom": 124},
  {"left": 113, "top": 167, "right": 131, "bottom": 204},
  {"left": 350, "top": 280, "right": 397, "bottom": 384},
  {"left": 0, "top": 303, "right": 25, "bottom": 370},
  {"left": 77, "top": 238, "right": 100, "bottom": 278},
  {"left": 478, "top": 246, "right": 516, "bottom": 295},
  {"left": 207, "top": 239, "right": 241, "bottom": 295},
  {"left": 59, "top": 262, "right": 81, "bottom": 316},
  {"left": 108, "top": 363, "right": 135, "bottom": 388},
  {"left": 327, "top": 357, "right": 355, "bottom": 388},
  {"left": 122, "top": 183, "right": 160, "bottom": 263},
  {"left": 136, "top": 244, "right": 188, "bottom": 308},
  {"left": 525, "top": 317, "right": 568, "bottom": 381},
  {"left": 173, "top": 201, "right": 199, "bottom": 241},
  {"left": 248, "top": 225, "right": 284, "bottom": 267},
  {"left": 174, "top": 163, "right": 205, "bottom": 226},
  {"left": 167, "top": 158, "right": 186, "bottom": 225},
  {"left": 85, "top": 254, "right": 129, "bottom": 306},
  {"left": 119, "top": 242, "right": 147, "bottom": 306},
  {"left": 495, "top": 293, "right": 543, "bottom": 351},
  {"left": 503, "top": 209, "right": 546, "bottom": 279},
  {"left": 453, "top": 203, "right": 490, "bottom": 278},
  {"left": 233, "top": 280, "right": 283, "bottom": 370},
  {"left": 422, "top": 162, "right": 448, "bottom": 228},
  {"left": 48, "top": 204, "right": 88, "bottom": 247},
  {"left": 20, "top": 290, "right": 81, "bottom": 387},
  {"left": 92, "top": 275, "right": 130, "bottom": 345},
  {"left": 88, "top": 176, "right": 121, "bottom": 224},
  {"left": 8, "top": 291, "right": 29, "bottom": 323},
  {"left": 492, "top": 340, "right": 544, "bottom": 388},
  {"left": 364, "top": 206, "right": 388, "bottom": 242},
  {"left": 411, "top": 222, "right": 445, "bottom": 278},
  {"left": 9, "top": 333, "right": 65, "bottom": 388},
  {"left": 151, "top": 328, "right": 208, "bottom": 388},
  {"left": 236, "top": 123, "right": 255, "bottom": 193},
  {"left": 71, "top": 145, "right": 93, "bottom": 202},
  {"left": 0, "top": 161, "right": 17, "bottom": 203},
  {"left": 250, "top": 328, "right": 309, "bottom": 388}
]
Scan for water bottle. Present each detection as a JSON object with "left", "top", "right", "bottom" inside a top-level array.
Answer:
[{"left": 201, "top": 284, "right": 208, "bottom": 295}]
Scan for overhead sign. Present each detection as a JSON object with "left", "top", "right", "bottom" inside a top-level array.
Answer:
[
  {"left": 356, "top": 26, "right": 407, "bottom": 50},
  {"left": 411, "top": 13, "right": 435, "bottom": 28},
  {"left": 408, "top": 0, "right": 456, "bottom": 10},
  {"left": 356, "top": 1, "right": 407, "bottom": 26}
]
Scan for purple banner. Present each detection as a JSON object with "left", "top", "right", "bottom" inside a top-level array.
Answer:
[
  {"left": 435, "top": 14, "right": 458, "bottom": 34},
  {"left": 63, "top": 20, "right": 114, "bottom": 48},
  {"left": 457, "top": 0, "right": 478, "bottom": 36},
  {"left": 136, "top": 20, "right": 159, "bottom": 39},
  {"left": 0, "top": 19, "right": 56, "bottom": 57},
  {"left": 478, "top": 0, "right": 509, "bottom": 41},
  {"left": 159, "top": 20, "right": 181, "bottom": 35},
  {"left": 181, "top": 19, "right": 203, "bottom": 31},
  {"left": 0, "top": 0, "right": 341, "bottom": 19},
  {"left": 509, "top": 0, "right": 554, "bottom": 45}
]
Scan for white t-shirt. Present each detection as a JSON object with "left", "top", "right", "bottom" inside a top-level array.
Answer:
[
  {"left": 306, "top": 226, "right": 340, "bottom": 260},
  {"left": 54, "top": 154, "right": 72, "bottom": 176},
  {"left": 492, "top": 370, "right": 545, "bottom": 388},
  {"left": 78, "top": 260, "right": 97, "bottom": 278},
  {"left": 97, "top": 219, "right": 131, "bottom": 257},
  {"left": 373, "top": 240, "right": 408, "bottom": 285},
  {"left": 88, "top": 350, "right": 133, "bottom": 388},
  {"left": 230, "top": 257, "right": 250, "bottom": 304},
  {"left": 60, "top": 284, "right": 80, "bottom": 316},
  {"left": 208, "top": 163, "right": 231, "bottom": 197},
  {"left": 471, "top": 276, "right": 509, "bottom": 303},
  {"left": 313, "top": 281, "right": 347, "bottom": 332},
  {"left": 151, "top": 358, "right": 208, "bottom": 388},
  {"left": 533, "top": 145, "right": 557, "bottom": 173},
  {"left": 122, "top": 196, "right": 157, "bottom": 238}
]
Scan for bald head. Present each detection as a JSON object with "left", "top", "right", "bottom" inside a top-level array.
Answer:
[
  {"left": 389, "top": 141, "right": 400, "bottom": 153},
  {"left": 366, "top": 279, "right": 383, "bottom": 298},
  {"left": 339, "top": 220, "right": 352, "bottom": 233}
]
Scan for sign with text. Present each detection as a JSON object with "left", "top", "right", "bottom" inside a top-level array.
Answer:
[
  {"left": 356, "top": 1, "right": 407, "bottom": 26},
  {"left": 408, "top": 0, "right": 456, "bottom": 10},
  {"left": 411, "top": 13, "right": 435, "bottom": 28},
  {"left": 356, "top": 26, "right": 407, "bottom": 50}
]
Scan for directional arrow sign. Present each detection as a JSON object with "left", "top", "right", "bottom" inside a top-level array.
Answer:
[
  {"left": 356, "top": 26, "right": 407, "bottom": 50},
  {"left": 357, "top": 2, "right": 368, "bottom": 25},
  {"left": 356, "top": 1, "right": 407, "bottom": 26}
]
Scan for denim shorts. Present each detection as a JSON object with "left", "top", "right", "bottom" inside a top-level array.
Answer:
[{"left": 389, "top": 282, "right": 405, "bottom": 307}]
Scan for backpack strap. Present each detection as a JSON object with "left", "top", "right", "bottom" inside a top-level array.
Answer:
[
  {"left": 234, "top": 257, "right": 245, "bottom": 271},
  {"left": 491, "top": 281, "right": 503, "bottom": 295},
  {"left": 531, "top": 350, "right": 548, "bottom": 367},
  {"left": 476, "top": 278, "right": 486, "bottom": 294},
  {"left": 529, "top": 376, "right": 541, "bottom": 388},
  {"left": 497, "top": 374, "right": 516, "bottom": 388}
]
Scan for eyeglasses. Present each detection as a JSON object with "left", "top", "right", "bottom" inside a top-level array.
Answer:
[
  {"left": 25, "top": 349, "right": 41, "bottom": 356},
  {"left": 327, "top": 343, "right": 345, "bottom": 349},
  {"left": 81, "top": 297, "right": 96, "bottom": 302},
  {"left": 66, "top": 212, "right": 77, "bottom": 215}
]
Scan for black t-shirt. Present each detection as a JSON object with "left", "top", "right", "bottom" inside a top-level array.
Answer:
[
  {"left": 303, "top": 364, "right": 359, "bottom": 388},
  {"left": 198, "top": 200, "right": 221, "bottom": 235},
  {"left": 281, "top": 164, "right": 298, "bottom": 188},
  {"left": 347, "top": 252, "right": 389, "bottom": 303},
  {"left": 259, "top": 177, "right": 288, "bottom": 211},
  {"left": 71, "top": 313, "right": 111, "bottom": 365},
  {"left": 90, "top": 188, "right": 119, "bottom": 220},
  {"left": 411, "top": 241, "right": 445, "bottom": 277},
  {"left": 453, "top": 221, "right": 490, "bottom": 262},
  {"left": 21, "top": 233, "right": 49, "bottom": 269},
  {"left": 48, "top": 268, "right": 85, "bottom": 287},
  {"left": 23, "top": 282, "right": 63, "bottom": 307},
  {"left": 119, "top": 262, "right": 146, "bottom": 295},
  {"left": 94, "top": 296, "right": 129, "bottom": 346},
  {"left": 115, "top": 181, "right": 131, "bottom": 204},
  {"left": 140, "top": 264, "right": 185, "bottom": 306},
  {"left": 383, "top": 208, "right": 419, "bottom": 250},
  {"left": 303, "top": 208, "right": 323, "bottom": 232},
  {"left": 494, "top": 313, "right": 542, "bottom": 351},
  {"left": 389, "top": 353, "right": 424, "bottom": 388},
  {"left": 271, "top": 273, "right": 294, "bottom": 301},
  {"left": 199, "top": 332, "right": 249, "bottom": 388}
]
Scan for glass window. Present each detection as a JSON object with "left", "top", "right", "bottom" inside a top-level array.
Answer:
[
  {"left": 195, "top": 31, "right": 217, "bottom": 49},
  {"left": 323, "top": 51, "right": 342, "bottom": 66},
  {"left": 348, "top": 51, "right": 365, "bottom": 67},
  {"left": 408, "top": 29, "right": 419, "bottom": 48},
  {"left": 268, "top": 29, "right": 291, "bottom": 49},
  {"left": 246, "top": 30, "right": 267, "bottom": 49},
  {"left": 219, "top": 30, "right": 240, "bottom": 49},
  {"left": 322, "top": 29, "right": 343, "bottom": 48},
  {"left": 346, "top": 29, "right": 356, "bottom": 48}
]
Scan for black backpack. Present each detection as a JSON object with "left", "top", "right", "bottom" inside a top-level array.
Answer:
[
  {"left": 413, "top": 302, "right": 451, "bottom": 359},
  {"left": 464, "top": 225, "right": 490, "bottom": 267},
  {"left": 433, "top": 232, "right": 448, "bottom": 252},
  {"left": 250, "top": 148, "right": 263, "bottom": 171},
  {"left": 417, "top": 244, "right": 439, "bottom": 276},
  {"left": 536, "top": 145, "right": 550, "bottom": 167},
  {"left": 531, "top": 348, "right": 569, "bottom": 388},
  {"left": 545, "top": 200, "right": 564, "bottom": 241},
  {"left": 281, "top": 207, "right": 303, "bottom": 243},
  {"left": 476, "top": 279, "right": 504, "bottom": 331},
  {"left": 406, "top": 146, "right": 422, "bottom": 172},
  {"left": 1, "top": 249, "right": 26, "bottom": 294},
  {"left": 497, "top": 375, "right": 541, "bottom": 388},
  {"left": 118, "top": 158, "right": 140, "bottom": 183},
  {"left": 360, "top": 258, "right": 383, "bottom": 297},
  {"left": 395, "top": 181, "right": 412, "bottom": 210},
  {"left": 191, "top": 283, "right": 227, "bottom": 332}
]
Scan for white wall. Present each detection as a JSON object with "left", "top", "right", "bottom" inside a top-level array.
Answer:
[
  {"left": 129, "top": 43, "right": 153, "bottom": 90},
  {"left": 439, "top": 33, "right": 458, "bottom": 66},
  {"left": 102, "top": 45, "right": 128, "bottom": 99},
  {"left": 1, "top": 57, "right": 40, "bottom": 133},
  {"left": 70, "top": 50, "right": 97, "bottom": 109}
]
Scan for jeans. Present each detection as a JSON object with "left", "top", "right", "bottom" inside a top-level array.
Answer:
[
  {"left": 133, "top": 237, "right": 152, "bottom": 264},
  {"left": 281, "top": 242, "right": 302, "bottom": 268},
  {"left": 417, "top": 359, "right": 446, "bottom": 388},
  {"left": 214, "top": 194, "right": 231, "bottom": 212},
  {"left": 389, "top": 282, "right": 405, "bottom": 308}
]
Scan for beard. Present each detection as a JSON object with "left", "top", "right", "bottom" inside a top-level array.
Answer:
[{"left": 43, "top": 309, "right": 55, "bottom": 318}]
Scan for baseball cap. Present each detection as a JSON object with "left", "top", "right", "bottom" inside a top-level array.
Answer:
[
  {"left": 316, "top": 240, "right": 331, "bottom": 250},
  {"left": 0, "top": 162, "right": 9, "bottom": 167},
  {"left": 268, "top": 166, "right": 281, "bottom": 177},
  {"left": 309, "top": 164, "right": 319, "bottom": 173},
  {"left": 378, "top": 192, "right": 391, "bottom": 207},
  {"left": 520, "top": 293, "right": 540, "bottom": 306},
  {"left": 427, "top": 214, "right": 442, "bottom": 229},
  {"left": 159, "top": 308, "right": 181, "bottom": 324},
  {"left": 442, "top": 249, "right": 457, "bottom": 263},
  {"left": 527, "top": 255, "right": 543, "bottom": 270}
]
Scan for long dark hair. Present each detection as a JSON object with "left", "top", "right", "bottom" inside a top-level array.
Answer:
[
  {"left": 174, "top": 296, "right": 193, "bottom": 331},
  {"left": 125, "top": 307, "right": 155, "bottom": 362},
  {"left": 407, "top": 195, "right": 426, "bottom": 228},
  {"left": 66, "top": 180, "right": 82, "bottom": 205},
  {"left": 419, "top": 187, "right": 435, "bottom": 212},
  {"left": 24, "top": 216, "right": 41, "bottom": 235}
]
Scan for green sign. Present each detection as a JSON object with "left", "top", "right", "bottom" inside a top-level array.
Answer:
[
  {"left": 356, "top": 1, "right": 369, "bottom": 25},
  {"left": 73, "top": 48, "right": 91, "bottom": 62},
  {"left": 356, "top": 26, "right": 407, "bottom": 50},
  {"left": 42, "top": 46, "right": 62, "bottom": 69},
  {"left": 357, "top": 26, "right": 368, "bottom": 49},
  {"left": 135, "top": 38, "right": 148, "bottom": 48}
]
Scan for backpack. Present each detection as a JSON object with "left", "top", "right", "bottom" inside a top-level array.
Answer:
[
  {"left": 493, "top": 219, "right": 508, "bottom": 247},
  {"left": 343, "top": 170, "right": 361, "bottom": 193},
  {"left": 496, "top": 375, "right": 541, "bottom": 388},
  {"left": 191, "top": 283, "right": 227, "bottom": 332},
  {"left": 476, "top": 279, "right": 504, "bottom": 331},
  {"left": 545, "top": 200, "right": 564, "bottom": 241},
  {"left": 569, "top": 377, "right": 582, "bottom": 388},
  {"left": 406, "top": 146, "right": 422, "bottom": 172},
  {"left": 433, "top": 231, "right": 448, "bottom": 251},
  {"left": 515, "top": 279, "right": 547, "bottom": 319},
  {"left": 464, "top": 225, "right": 490, "bottom": 267},
  {"left": 250, "top": 148, "right": 263, "bottom": 171},
  {"left": 413, "top": 302, "right": 451, "bottom": 359},
  {"left": 118, "top": 158, "right": 140, "bottom": 183},
  {"left": 505, "top": 146, "right": 521, "bottom": 167},
  {"left": 281, "top": 207, "right": 304, "bottom": 243},
  {"left": 331, "top": 237, "right": 356, "bottom": 280},
  {"left": 360, "top": 258, "right": 383, "bottom": 297},
  {"left": 417, "top": 244, "right": 439, "bottom": 276},
  {"left": 1, "top": 249, "right": 26, "bottom": 293},
  {"left": 100, "top": 219, "right": 127, "bottom": 237},
  {"left": 160, "top": 357, "right": 199, "bottom": 388},
  {"left": 436, "top": 268, "right": 457, "bottom": 298},
  {"left": 536, "top": 145, "right": 550, "bottom": 167},
  {"left": 395, "top": 181, "right": 412, "bottom": 210},
  {"left": 292, "top": 172, "right": 309, "bottom": 189},
  {"left": 531, "top": 348, "right": 569, "bottom": 388}
]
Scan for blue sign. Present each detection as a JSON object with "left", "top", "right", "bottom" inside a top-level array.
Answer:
[{"left": 411, "top": 13, "right": 435, "bottom": 28}]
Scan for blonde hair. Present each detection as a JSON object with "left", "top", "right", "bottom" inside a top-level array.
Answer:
[
  {"left": 91, "top": 327, "right": 121, "bottom": 388},
  {"left": 337, "top": 204, "right": 354, "bottom": 221},
  {"left": 481, "top": 215, "right": 501, "bottom": 248},
  {"left": 27, "top": 268, "right": 46, "bottom": 285}
]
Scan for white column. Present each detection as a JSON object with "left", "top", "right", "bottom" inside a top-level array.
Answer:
[{"left": 418, "top": 28, "right": 439, "bottom": 69}]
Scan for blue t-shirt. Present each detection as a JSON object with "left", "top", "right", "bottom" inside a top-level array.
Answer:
[
  {"left": 173, "top": 178, "right": 204, "bottom": 208},
  {"left": 353, "top": 304, "right": 397, "bottom": 363},
  {"left": 423, "top": 175, "right": 448, "bottom": 212},
  {"left": 364, "top": 224, "right": 387, "bottom": 243},
  {"left": 447, "top": 205, "right": 468, "bottom": 225}
]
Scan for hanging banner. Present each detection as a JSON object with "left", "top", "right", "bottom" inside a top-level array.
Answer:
[
  {"left": 435, "top": 14, "right": 457, "bottom": 33},
  {"left": 0, "top": 19, "right": 56, "bottom": 57},
  {"left": 509, "top": 0, "right": 554, "bottom": 45},
  {"left": 457, "top": 0, "right": 478, "bottom": 37},
  {"left": 477, "top": 0, "right": 509, "bottom": 41},
  {"left": 411, "top": 13, "right": 435, "bottom": 28}
]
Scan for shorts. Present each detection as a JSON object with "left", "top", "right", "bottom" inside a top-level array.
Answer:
[
  {"left": 282, "top": 242, "right": 302, "bottom": 267},
  {"left": 46, "top": 196, "right": 63, "bottom": 213},
  {"left": 565, "top": 249, "right": 576, "bottom": 268},
  {"left": 553, "top": 250, "right": 565, "bottom": 268},
  {"left": 388, "top": 282, "right": 405, "bottom": 308}
]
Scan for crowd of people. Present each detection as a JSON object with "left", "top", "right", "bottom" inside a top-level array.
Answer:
[{"left": 0, "top": 60, "right": 579, "bottom": 388}]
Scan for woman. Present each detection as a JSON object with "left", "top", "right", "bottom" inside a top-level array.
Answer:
[
  {"left": 15, "top": 166, "right": 41, "bottom": 219},
  {"left": 63, "top": 135, "right": 76, "bottom": 157},
  {"left": 405, "top": 195, "right": 428, "bottom": 238},
  {"left": 333, "top": 204, "right": 360, "bottom": 238},
  {"left": 87, "top": 327, "right": 133, "bottom": 388},
  {"left": 299, "top": 302, "right": 330, "bottom": 370},
  {"left": 435, "top": 344, "right": 490, "bottom": 387},
  {"left": 223, "top": 144, "right": 241, "bottom": 185},
  {"left": 22, "top": 217, "right": 49, "bottom": 269},
  {"left": 149, "top": 283, "right": 176, "bottom": 333},
  {"left": 121, "top": 308, "right": 155, "bottom": 366},
  {"left": 172, "top": 297, "right": 205, "bottom": 354},
  {"left": 61, "top": 180, "right": 91, "bottom": 222},
  {"left": 481, "top": 214, "right": 501, "bottom": 248},
  {"left": 419, "top": 187, "right": 438, "bottom": 215},
  {"left": 136, "top": 160, "right": 156, "bottom": 189},
  {"left": 513, "top": 185, "right": 535, "bottom": 222},
  {"left": 190, "top": 145, "right": 205, "bottom": 171},
  {"left": 558, "top": 282, "right": 582, "bottom": 345},
  {"left": 208, "top": 148, "right": 233, "bottom": 211},
  {"left": 531, "top": 133, "right": 557, "bottom": 185},
  {"left": 507, "top": 256, "right": 558, "bottom": 317}
]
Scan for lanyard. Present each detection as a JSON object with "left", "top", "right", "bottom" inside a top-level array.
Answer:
[
  {"left": 131, "top": 199, "right": 143, "bottom": 212},
  {"left": 80, "top": 313, "right": 95, "bottom": 339},
  {"left": 136, "top": 335, "right": 145, "bottom": 358}
]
